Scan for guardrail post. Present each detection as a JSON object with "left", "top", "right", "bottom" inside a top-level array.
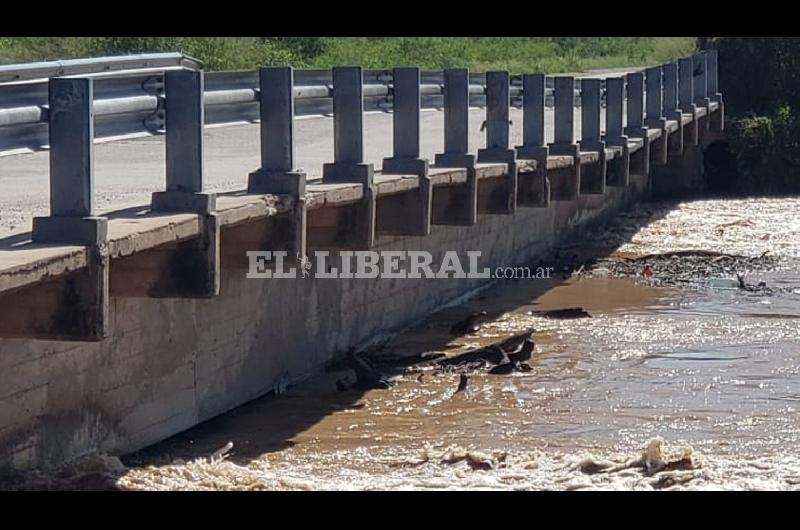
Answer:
[
  {"left": 381, "top": 67, "right": 431, "bottom": 236},
  {"left": 605, "top": 77, "right": 627, "bottom": 146},
  {"left": 516, "top": 73, "right": 550, "bottom": 206},
  {"left": 30, "top": 77, "right": 108, "bottom": 340},
  {"left": 323, "top": 66, "right": 375, "bottom": 185},
  {"left": 152, "top": 69, "right": 217, "bottom": 214},
  {"left": 321, "top": 66, "right": 375, "bottom": 248},
  {"left": 435, "top": 68, "right": 476, "bottom": 168},
  {"left": 247, "top": 66, "right": 307, "bottom": 262},
  {"left": 693, "top": 53, "right": 710, "bottom": 106},
  {"left": 645, "top": 66, "right": 669, "bottom": 165},
  {"left": 604, "top": 77, "right": 630, "bottom": 187},
  {"left": 679, "top": 57, "right": 696, "bottom": 113},
  {"left": 578, "top": 78, "right": 606, "bottom": 194},
  {"left": 625, "top": 72, "right": 651, "bottom": 178},
  {"left": 517, "top": 73, "right": 549, "bottom": 161},
  {"left": 693, "top": 52, "right": 711, "bottom": 135},
  {"left": 662, "top": 62, "right": 684, "bottom": 154},
  {"left": 249, "top": 67, "right": 307, "bottom": 193},
  {"left": 478, "top": 71, "right": 517, "bottom": 212},
  {"left": 433, "top": 67, "right": 477, "bottom": 225},
  {"left": 679, "top": 57, "right": 699, "bottom": 145},
  {"left": 547, "top": 76, "right": 580, "bottom": 200},
  {"left": 706, "top": 49, "right": 725, "bottom": 131},
  {"left": 33, "top": 78, "right": 107, "bottom": 245}
]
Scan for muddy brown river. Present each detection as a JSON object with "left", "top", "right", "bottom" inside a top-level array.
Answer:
[{"left": 20, "top": 197, "right": 800, "bottom": 490}]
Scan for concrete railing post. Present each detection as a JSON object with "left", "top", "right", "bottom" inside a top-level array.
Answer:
[
  {"left": 645, "top": 66, "right": 669, "bottom": 165},
  {"left": 580, "top": 78, "right": 602, "bottom": 147},
  {"left": 604, "top": 76, "right": 630, "bottom": 186},
  {"left": 432, "top": 67, "right": 477, "bottom": 225},
  {"left": 678, "top": 57, "right": 696, "bottom": 114},
  {"left": 32, "top": 77, "right": 107, "bottom": 246},
  {"left": 547, "top": 76, "right": 580, "bottom": 199},
  {"left": 477, "top": 70, "right": 518, "bottom": 212},
  {"left": 679, "top": 57, "right": 699, "bottom": 145},
  {"left": 515, "top": 73, "right": 550, "bottom": 207},
  {"left": 149, "top": 69, "right": 220, "bottom": 297},
  {"left": 248, "top": 66, "right": 307, "bottom": 196},
  {"left": 323, "top": 66, "right": 375, "bottom": 185},
  {"left": 383, "top": 67, "right": 428, "bottom": 176},
  {"left": 605, "top": 77, "right": 626, "bottom": 146},
  {"left": 479, "top": 71, "right": 512, "bottom": 153},
  {"left": 151, "top": 69, "right": 217, "bottom": 214},
  {"left": 662, "top": 61, "right": 685, "bottom": 154},
  {"left": 693, "top": 52, "right": 709, "bottom": 105},
  {"left": 578, "top": 78, "right": 606, "bottom": 194},
  {"left": 693, "top": 53, "right": 712, "bottom": 136},
  {"left": 30, "top": 77, "right": 109, "bottom": 339},
  {"left": 645, "top": 66, "right": 664, "bottom": 124},
  {"left": 550, "top": 76, "right": 576, "bottom": 150},
  {"left": 247, "top": 66, "right": 307, "bottom": 262},
  {"left": 322, "top": 66, "right": 375, "bottom": 248},
  {"left": 705, "top": 49, "right": 725, "bottom": 132},
  {"left": 707, "top": 49, "right": 721, "bottom": 100},
  {"left": 663, "top": 62, "right": 681, "bottom": 116},
  {"left": 382, "top": 67, "right": 431, "bottom": 236},
  {"left": 625, "top": 72, "right": 650, "bottom": 177},
  {"left": 434, "top": 68, "right": 475, "bottom": 168},
  {"left": 625, "top": 72, "right": 646, "bottom": 135},
  {"left": 516, "top": 73, "right": 548, "bottom": 160}
]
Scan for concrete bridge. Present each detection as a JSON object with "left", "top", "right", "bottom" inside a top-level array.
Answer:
[{"left": 0, "top": 51, "right": 724, "bottom": 472}]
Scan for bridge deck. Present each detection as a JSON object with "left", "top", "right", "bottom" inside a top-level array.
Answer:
[
  {"left": 0, "top": 101, "right": 721, "bottom": 297},
  {"left": 0, "top": 105, "right": 721, "bottom": 239}
]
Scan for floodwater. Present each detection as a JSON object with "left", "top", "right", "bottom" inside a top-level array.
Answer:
[{"left": 52, "top": 198, "right": 800, "bottom": 490}]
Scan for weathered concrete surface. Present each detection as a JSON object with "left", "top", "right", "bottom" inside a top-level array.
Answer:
[{"left": 0, "top": 167, "right": 651, "bottom": 472}]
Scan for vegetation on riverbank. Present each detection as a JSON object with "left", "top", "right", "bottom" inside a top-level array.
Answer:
[
  {"left": 709, "top": 37, "right": 800, "bottom": 194},
  {"left": 0, "top": 37, "right": 694, "bottom": 73}
]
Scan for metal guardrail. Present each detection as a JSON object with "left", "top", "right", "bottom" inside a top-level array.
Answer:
[
  {"left": 0, "top": 52, "right": 204, "bottom": 84},
  {"left": 0, "top": 54, "right": 613, "bottom": 156}
]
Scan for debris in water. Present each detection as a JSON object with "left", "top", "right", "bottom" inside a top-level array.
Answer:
[
  {"left": 346, "top": 348, "right": 393, "bottom": 390},
  {"left": 637, "top": 437, "right": 696, "bottom": 476},
  {"left": 576, "top": 458, "right": 614, "bottom": 475},
  {"left": 439, "top": 445, "right": 498, "bottom": 471},
  {"left": 450, "top": 311, "right": 489, "bottom": 336},
  {"left": 488, "top": 361, "right": 516, "bottom": 375},
  {"left": 211, "top": 442, "right": 234, "bottom": 463},
  {"left": 530, "top": 307, "right": 591, "bottom": 319},
  {"left": 707, "top": 277, "right": 741, "bottom": 290},
  {"left": 454, "top": 374, "right": 469, "bottom": 394}
]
